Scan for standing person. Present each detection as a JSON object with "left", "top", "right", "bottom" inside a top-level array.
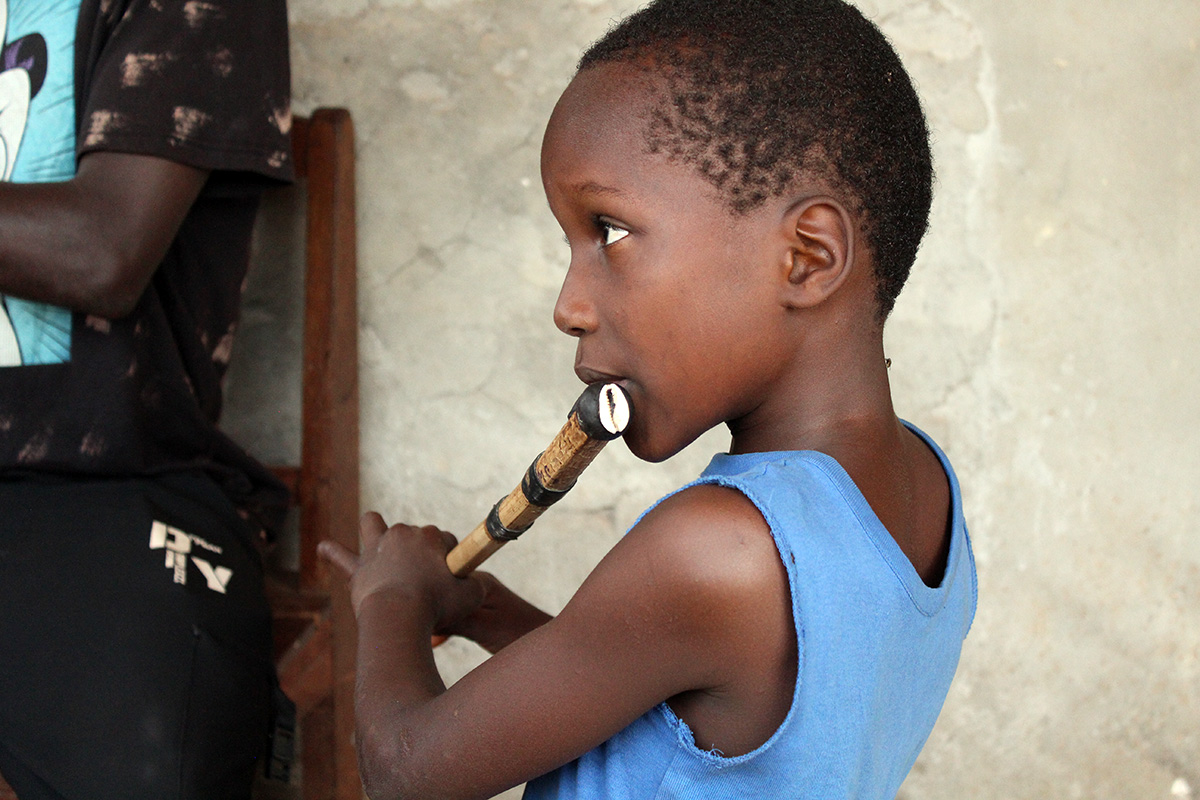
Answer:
[
  {"left": 322, "top": 1, "right": 978, "bottom": 798},
  {"left": 0, "top": 1, "right": 293, "bottom": 798}
]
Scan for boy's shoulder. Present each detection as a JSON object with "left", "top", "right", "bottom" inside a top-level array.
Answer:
[
  {"left": 604, "top": 483, "right": 787, "bottom": 637},
  {"left": 634, "top": 483, "right": 771, "bottom": 565}
]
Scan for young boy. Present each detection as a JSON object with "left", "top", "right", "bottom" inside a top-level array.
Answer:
[{"left": 320, "top": 1, "right": 977, "bottom": 797}]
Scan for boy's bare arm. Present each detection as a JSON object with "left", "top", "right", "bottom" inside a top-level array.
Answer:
[
  {"left": 439, "top": 571, "right": 554, "bottom": 654},
  {"left": 0, "top": 152, "right": 208, "bottom": 318},
  {"left": 323, "top": 485, "right": 789, "bottom": 800}
]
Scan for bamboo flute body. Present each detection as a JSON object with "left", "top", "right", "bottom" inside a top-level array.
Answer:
[{"left": 445, "top": 382, "right": 631, "bottom": 576}]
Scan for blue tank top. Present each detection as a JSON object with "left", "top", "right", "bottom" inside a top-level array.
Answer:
[{"left": 524, "top": 423, "right": 977, "bottom": 800}]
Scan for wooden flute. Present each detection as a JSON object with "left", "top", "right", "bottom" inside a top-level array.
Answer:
[{"left": 445, "top": 382, "right": 632, "bottom": 577}]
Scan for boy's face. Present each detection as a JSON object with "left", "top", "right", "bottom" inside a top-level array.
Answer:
[{"left": 541, "top": 64, "right": 795, "bottom": 462}]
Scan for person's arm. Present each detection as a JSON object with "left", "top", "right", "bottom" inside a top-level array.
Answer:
[
  {"left": 320, "top": 485, "right": 787, "bottom": 800},
  {"left": 438, "top": 570, "right": 553, "bottom": 654},
  {"left": 0, "top": 151, "right": 209, "bottom": 318}
]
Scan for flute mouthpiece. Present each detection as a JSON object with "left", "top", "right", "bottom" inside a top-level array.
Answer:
[{"left": 573, "top": 382, "right": 632, "bottom": 440}]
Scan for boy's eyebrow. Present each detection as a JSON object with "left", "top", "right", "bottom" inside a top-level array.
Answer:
[{"left": 573, "top": 181, "right": 626, "bottom": 197}]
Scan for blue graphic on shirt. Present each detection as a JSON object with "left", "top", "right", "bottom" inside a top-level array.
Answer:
[{"left": 1, "top": 0, "right": 80, "bottom": 367}]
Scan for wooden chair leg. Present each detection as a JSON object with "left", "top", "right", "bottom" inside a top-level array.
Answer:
[
  {"left": 331, "top": 587, "right": 359, "bottom": 800},
  {"left": 301, "top": 697, "right": 335, "bottom": 800}
]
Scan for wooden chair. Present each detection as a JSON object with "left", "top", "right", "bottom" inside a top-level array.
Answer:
[{"left": 261, "top": 107, "right": 361, "bottom": 800}]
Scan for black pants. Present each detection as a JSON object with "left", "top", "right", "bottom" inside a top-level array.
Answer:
[{"left": 0, "top": 473, "right": 275, "bottom": 800}]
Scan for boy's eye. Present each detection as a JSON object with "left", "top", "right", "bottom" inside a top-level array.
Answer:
[{"left": 598, "top": 219, "right": 629, "bottom": 247}]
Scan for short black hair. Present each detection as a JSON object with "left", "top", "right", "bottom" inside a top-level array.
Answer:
[{"left": 579, "top": 0, "right": 933, "bottom": 319}]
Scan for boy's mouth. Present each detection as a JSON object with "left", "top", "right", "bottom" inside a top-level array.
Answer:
[{"left": 574, "top": 365, "right": 626, "bottom": 388}]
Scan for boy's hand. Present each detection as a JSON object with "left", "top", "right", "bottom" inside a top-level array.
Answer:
[{"left": 319, "top": 512, "right": 486, "bottom": 632}]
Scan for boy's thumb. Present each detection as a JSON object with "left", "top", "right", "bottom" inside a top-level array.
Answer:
[{"left": 318, "top": 540, "right": 358, "bottom": 577}]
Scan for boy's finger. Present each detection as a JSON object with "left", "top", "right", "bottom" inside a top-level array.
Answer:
[
  {"left": 317, "top": 540, "right": 358, "bottom": 577},
  {"left": 359, "top": 511, "right": 387, "bottom": 552}
]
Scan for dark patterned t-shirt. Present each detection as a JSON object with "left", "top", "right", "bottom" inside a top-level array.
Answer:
[{"left": 0, "top": 0, "right": 294, "bottom": 536}]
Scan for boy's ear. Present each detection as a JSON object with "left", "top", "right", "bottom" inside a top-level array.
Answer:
[{"left": 779, "top": 197, "right": 855, "bottom": 310}]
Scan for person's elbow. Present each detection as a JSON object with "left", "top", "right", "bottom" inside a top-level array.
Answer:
[
  {"left": 73, "top": 241, "right": 157, "bottom": 320},
  {"left": 357, "top": 729, "right": 426, "bottom": 800},
  {"left": 61, "top": 189, "right": 171, "bottom": 319},
  {"left": 358, "top": 723, "right": 484, "bottom": 800}
]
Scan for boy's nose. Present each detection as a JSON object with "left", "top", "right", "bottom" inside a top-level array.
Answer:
[{"left": 553, "top": 266, "right": 597, "bottom": 337}]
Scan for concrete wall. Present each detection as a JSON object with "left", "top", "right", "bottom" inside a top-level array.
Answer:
[{"left": 223, "top": 1, "right": 1200, "bottom": 797}]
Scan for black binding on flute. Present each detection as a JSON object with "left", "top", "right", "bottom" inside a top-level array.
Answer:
[
  {"left": 484, "top": 502, "right": 529, "bottom": 542},
  {"left": 521, "top": 456, "right": 574, "bottom": 508}
]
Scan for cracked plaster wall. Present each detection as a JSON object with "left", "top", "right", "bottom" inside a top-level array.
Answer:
[{"left": 222, "top": 1, "right": 1200, "bottom": 797}]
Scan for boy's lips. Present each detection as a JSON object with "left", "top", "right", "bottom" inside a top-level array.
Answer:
[{"left": 574, "top": 365, "right": 626, "bottom": 387}]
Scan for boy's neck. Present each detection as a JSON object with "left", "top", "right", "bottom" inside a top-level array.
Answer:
[
  {"left": 723, "top": 321, "right": 954, "bottom": 587},
  {"left": 727, "top": 323, "right": 899, "bottom": 460}
]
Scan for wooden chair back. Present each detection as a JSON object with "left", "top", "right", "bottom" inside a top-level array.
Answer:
[{"left": 262, "top": 107, "right": 361, "bottom": 800}]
